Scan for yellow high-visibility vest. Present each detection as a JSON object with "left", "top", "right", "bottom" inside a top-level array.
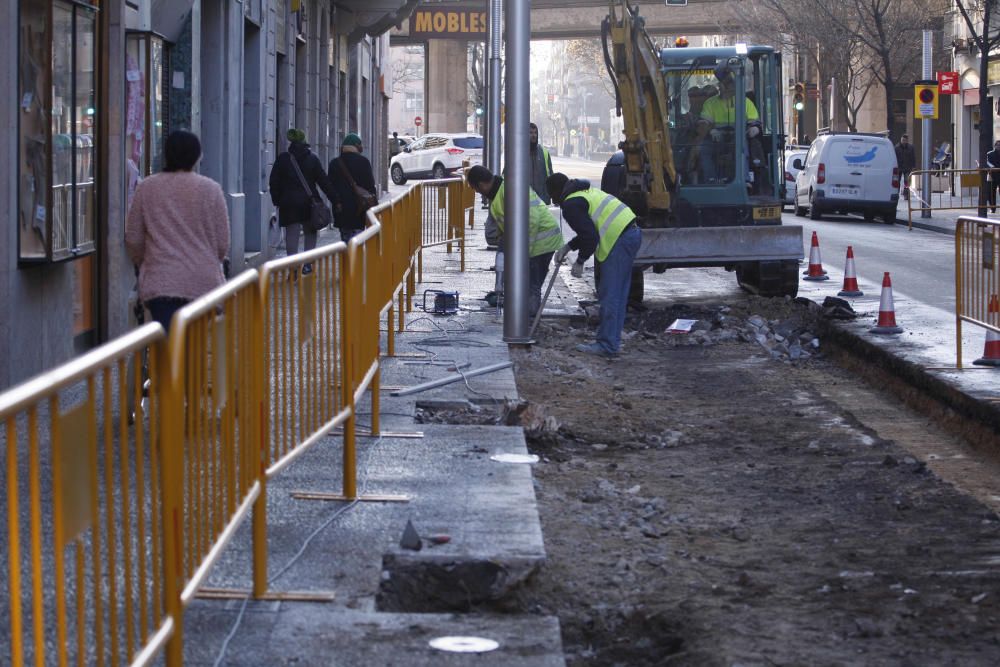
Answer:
[
  {"left": 489, "top": 181, "right": 564, "bottom": 257},
  {"left": 563, "top": 188, "right": 635, "bottom": 262}
]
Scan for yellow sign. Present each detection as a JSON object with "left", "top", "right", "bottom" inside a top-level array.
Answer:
[
  {"left": 412, "top": 10, "right": 487, "bottom": 38},
  {"left": 914, "top": 83, "right": 939, "bottom": 119},
  {"left": 752, "top": 206, "right": 780, "bottom": 221}
]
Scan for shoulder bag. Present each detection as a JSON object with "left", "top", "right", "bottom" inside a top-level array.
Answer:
[
  {"left": 289, "top": 154, "right": 332, "bottom": 232},
  {"left": 336, "top": 158, "right": 378, "bottom": 215}
]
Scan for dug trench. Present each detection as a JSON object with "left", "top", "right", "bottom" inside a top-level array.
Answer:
[{"left": 385, "top": 296, "right": 1000, "bottom": 665}]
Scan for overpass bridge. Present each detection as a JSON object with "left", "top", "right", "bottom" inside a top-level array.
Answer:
[
  {"left": 390, "top": 0, "right": 743, "bottom": 136},
  {"left": 389, "top": 0, "right": 739, "bottom": 42}
]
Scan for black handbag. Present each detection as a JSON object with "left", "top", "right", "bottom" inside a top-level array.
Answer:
[{"left": 289, "top": 153, "right": 332, "bottom": 232}]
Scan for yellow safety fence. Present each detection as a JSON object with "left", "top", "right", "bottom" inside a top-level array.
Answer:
[
  {"left": 907, "top": 168, "right": 992, "bottom": 230},
  {"left": 955, "top": 216, "right": 1000, "bottom": 367},
  {"left": 0, "top": 323, "right": 173, "bottom": 667},
  {"left": 0, "top": 177, "right": 472, "bottom": 666}
]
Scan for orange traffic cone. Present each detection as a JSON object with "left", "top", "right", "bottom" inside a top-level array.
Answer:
[
  {"left": 803, "top": 231, "right": 829, "bottom": 281},
  {"left": 870, "top": 272, "right": 903, "bottom": 335},
  {"left": 973, "top": 294, "right": 1000, "bottom": 367},
  {"left": 837, "top": 246, "right": 864, "bottom": 297}
]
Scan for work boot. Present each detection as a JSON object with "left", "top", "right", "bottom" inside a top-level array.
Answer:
[{"left": 575, "top": 342, "right": 617, "bottom": 359}]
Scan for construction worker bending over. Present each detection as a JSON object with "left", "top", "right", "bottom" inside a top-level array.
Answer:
[
  {"left": 546, "top": 172, "right": 640, "bottom": 358},
  {"left": 466, "top": 165, "right": 564, "bottom": 316}
]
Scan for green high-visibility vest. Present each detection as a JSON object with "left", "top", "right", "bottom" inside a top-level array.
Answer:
[
  {"left": 563, "top": 188, "right": 636, "bottom": 262},
  {"left": 489, "top": 181, "right": 564, "bottom": 257}
]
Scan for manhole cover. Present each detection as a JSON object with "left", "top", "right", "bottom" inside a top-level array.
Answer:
[
  {"left": 428, "top": 636, "right": 500, "bottom": 653},
  {"left": 490, "top": 453, "right": 539, "bottom": 464}
]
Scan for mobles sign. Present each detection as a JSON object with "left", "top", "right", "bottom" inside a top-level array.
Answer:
[{"left": 411, "top": 9, "right": 487, "bottom": 37}]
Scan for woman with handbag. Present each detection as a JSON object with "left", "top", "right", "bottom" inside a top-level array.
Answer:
[
  {"left": 328, "top": 133, "right": 378, "bottom": 243},
  {"left": 268, "top": 128, "right": 339, "bottom": 262}
]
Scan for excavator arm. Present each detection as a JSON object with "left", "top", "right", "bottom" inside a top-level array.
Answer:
[{"left": 602, "top": 1, "right": 676, "bottom": 214}]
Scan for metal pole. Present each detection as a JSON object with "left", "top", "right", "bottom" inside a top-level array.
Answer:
[
  {"left": 922, "top": 30, "right": 933, "bottom": 219},
  {"left": 487, "top": 0, "right": 503, "bottom": 175},
  {"left": 503, "top": 0, "right": 530, "bottom": 342}
]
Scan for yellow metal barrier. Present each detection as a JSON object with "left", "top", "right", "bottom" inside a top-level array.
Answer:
[
  {"left": 159, "top": 270, "right": 264, "bottom": 665},
  {"left": 908, "top": 168, "right": 990, "bottom": 230},
  {"left": 955, "top": 216, "right": 1000, "bottom": 367},
  {"left": 0, "top": 323, "right": 174, "bottom": 666},
  {"left": 0, "top": 174, "right": 476, "bottom": 665}
]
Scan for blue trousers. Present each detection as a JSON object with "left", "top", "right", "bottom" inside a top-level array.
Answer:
[{"left": 596, "top": 225, "right": 641, "bottom": 354}]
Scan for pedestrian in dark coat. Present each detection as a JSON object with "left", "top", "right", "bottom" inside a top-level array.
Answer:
[
  {"left": 894, "top": 134, "right": 916, "bottom": 200},
  {"left": 328, "top": 133, "right": 378, "bottom": 243},
  {"left": 268, "top": 128, "right": 338, "bottom": 257}
]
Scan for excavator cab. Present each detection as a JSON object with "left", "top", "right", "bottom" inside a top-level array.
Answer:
[{"left": 661, "top": 47, "right": 784, "bottom": 222}]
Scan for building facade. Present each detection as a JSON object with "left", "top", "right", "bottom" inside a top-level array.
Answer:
[{"left": 1, "top": 0, "right": 409, "bottom": 389}]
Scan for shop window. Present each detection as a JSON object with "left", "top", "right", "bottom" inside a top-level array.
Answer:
[
  {"left": 125, "top": 32, "right": 170, "bottom": 219},
  {"left": 18, "top": 0, "right": 100, "bottom": 263}
]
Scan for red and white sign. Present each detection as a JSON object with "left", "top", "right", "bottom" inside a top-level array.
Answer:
[
  {"left": 938, "top": 71, "right": 959, "bottom": 95},
  {"left": 414, "top": 116, "right": 423, "bottom": 127}
]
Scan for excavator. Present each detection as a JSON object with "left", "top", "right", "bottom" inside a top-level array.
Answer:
[{"left": 599, "top": 1, "right": 802, "bottom": 298}]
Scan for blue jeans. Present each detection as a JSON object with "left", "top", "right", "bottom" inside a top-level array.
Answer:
[
  {"left": 596, "top": 225, "right": 641, "bottom": 354},
  {"left": 146, "top": 297, "right": 190, "bottom": 334},
  {"left": 529, "top": 252, "right": 554, "bottom": 316}
]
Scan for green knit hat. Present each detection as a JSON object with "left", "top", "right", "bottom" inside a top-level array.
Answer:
[
  {"left": 342, "top": 133, "right": 363, "bottom": 147},
  {"left": 287, "top": 128, "right": 306, "bottom": 144}
]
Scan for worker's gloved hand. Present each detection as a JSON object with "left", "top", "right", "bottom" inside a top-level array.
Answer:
[
  {"left": 571, "top": 261, "right": 584, "bottom": 279},
  {"left": 710, "top": 128, "right": 723, "bottom": 142},
  {"left": 746, "top": 125, "right": 761, "bottom": 139},
  {"left": 554, "top": 243, "right": 572, "bottom": 264}
]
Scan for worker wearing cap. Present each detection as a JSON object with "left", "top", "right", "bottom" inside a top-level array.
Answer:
[
  {"left": 696, "top": 65, "right": 760, "bottom": 182},
  {"left": 467, "top": 165, "right": 564, "bottom": 316},
  {"left": 546, "top": 172, "right": 640, "bottom": 358}
]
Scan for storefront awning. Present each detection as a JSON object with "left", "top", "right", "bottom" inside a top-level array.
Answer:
[{"left": 152, "top": 0, "right": 196, "bottom": 43}]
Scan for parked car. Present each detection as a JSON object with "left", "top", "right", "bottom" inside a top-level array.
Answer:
[
  {"left": 793, "top": 132, "right": 899, "bottom": 224},
  {"left": 783, "top": 147, "right": 808, "bottom": 209},
  {"left": 389, "top": 133, "right": 484, "bottom": 184}
]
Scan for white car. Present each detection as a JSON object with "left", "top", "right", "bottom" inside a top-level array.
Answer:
[
  {"left": 783, "top": 148, "right": 808, "bottom": 209},
  {"left": 793, "top": 132, "right": 899, "bottom": 224},
  {"left": 389, "top": 133, "right": 484, "bottom": 184}
]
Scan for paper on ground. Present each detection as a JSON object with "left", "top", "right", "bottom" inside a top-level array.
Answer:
[{"left": 666, "top": 319, "right": 698, "bottom": 334}]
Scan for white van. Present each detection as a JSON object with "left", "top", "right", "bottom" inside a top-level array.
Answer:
[{"left": 793, "top": 133, "right": 899, "bottom": 223}]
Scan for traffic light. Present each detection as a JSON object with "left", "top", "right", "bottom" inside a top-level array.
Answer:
[
  {"left": 792, "top": 83, "right": 805, "bottom": 111},
  {"left": 475, "top": 106, "right": 484, "bottom": 117}
]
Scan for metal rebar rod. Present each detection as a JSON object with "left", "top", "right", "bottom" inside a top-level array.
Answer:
[{"left": 389, "top": 362, "right": 514, "bottom": 396}]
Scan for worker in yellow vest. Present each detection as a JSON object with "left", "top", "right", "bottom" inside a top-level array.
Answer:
[
  {"left": 546, "top": 172, "right": 640, "bottom": 358},
  {"left": 466, "top": 165, "right": 564, "bottom": 316}
]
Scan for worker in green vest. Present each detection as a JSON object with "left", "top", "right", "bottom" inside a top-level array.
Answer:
[
  {"left": 530, "top": 122, "right": 555, "bottom": 204},
  {"left": 466, "top": 165, "right": 564, "bottom": 316},
  {"left": 546, "top": 172, "right": 640, "bottom": 358}
]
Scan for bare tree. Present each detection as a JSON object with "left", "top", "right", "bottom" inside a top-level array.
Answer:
[
  {"left": 954, "top": 0, "right": 1000, "bottom": 188},
  {"left": 729, "top": 0, "right": 880, "bottom": 132},
  {"left": 389, "top": 47, "right": 424, "bottom": 95},
  {"left": 816, "top": 0, "right": 938, "bottom": 140}
]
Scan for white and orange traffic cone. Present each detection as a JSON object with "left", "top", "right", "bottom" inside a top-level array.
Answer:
[
  {"left": 837, "top": 246, "right": 864, "bottom": 297},
  {"left": 803, "top": 231, "right": 829, "bottom": 281},
  {"left": 870, "top": 272, "right": 903, "bottom": 335},
  {"left": 973, "top": 294, "right": 1000, "bottom": 367}
]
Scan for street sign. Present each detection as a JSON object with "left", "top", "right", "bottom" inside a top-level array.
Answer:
[
  {"left": 914, "top": 81, "right": 939, "bottom": 119},
  {"left": 414, "top": 116, "right": 422, "bottom": 127},
  {"left": 937, "top": 71, "right": 959, "bottom": 95},
  {"left": 665, "top": 0, "right": 688, "bottom": 5}
]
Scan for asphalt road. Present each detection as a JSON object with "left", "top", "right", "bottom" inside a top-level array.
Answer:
[{"left": 787, "top": 211, "right": 956, "bottom": 313}]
